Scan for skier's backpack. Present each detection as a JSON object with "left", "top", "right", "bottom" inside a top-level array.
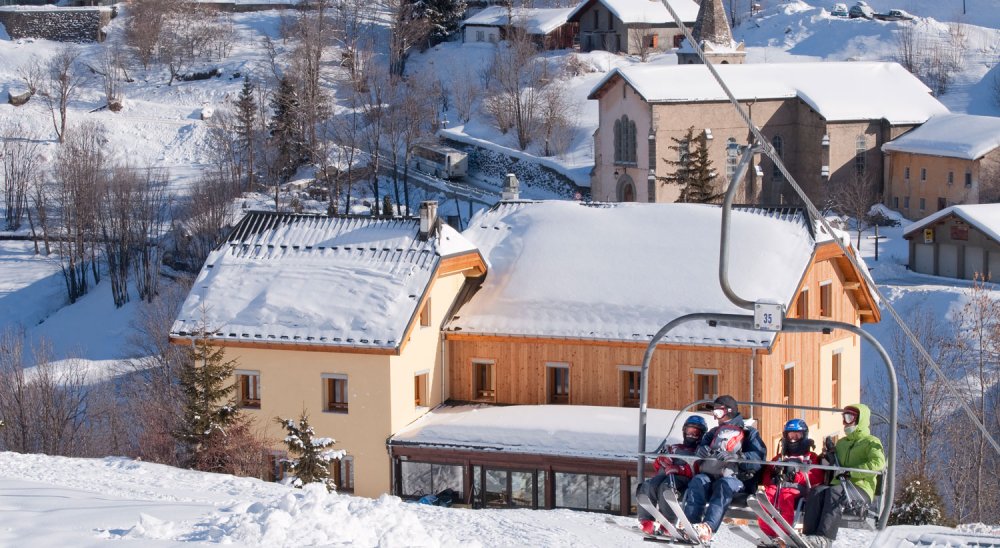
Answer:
[{"left": 698, "top": 424, "right": 745, "bottom": 478}]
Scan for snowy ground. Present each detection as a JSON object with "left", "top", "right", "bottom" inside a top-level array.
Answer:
[{"left": 1, "top": 451, "right": 998, "bottom": 546}]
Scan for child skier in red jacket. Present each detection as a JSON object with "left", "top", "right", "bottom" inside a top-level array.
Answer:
[{"left": 758, "top": 419, "right": 825, "bottom": 539}]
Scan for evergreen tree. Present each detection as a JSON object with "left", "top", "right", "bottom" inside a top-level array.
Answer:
[
  {"left": 412, "top": 0, "right": 467, "bottom": 46},
  {"left": 889, "top": 475, "right": 953, "bottom": 526},
  {"left": 235, "top": 76, "right": 257, "bottom": 191},
  {"left": 174, "top": 336, "right": 241, "bottom": 470},
  {"left": 382, "top": 194, "right": 394, "bottom": 217},
  {"left": 659, "top": 126, "right": 721, "bottom": 203},
  {"left": 269, "top": 76, "right": 306, "bottom": 183},
  {"left": 277, "top": 412, "right": 345, "bottom": 491}
]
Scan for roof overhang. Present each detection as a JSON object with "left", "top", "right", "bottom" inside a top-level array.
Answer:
[{"left": 814, "top": 240, "right": 881, "bottom": 323}]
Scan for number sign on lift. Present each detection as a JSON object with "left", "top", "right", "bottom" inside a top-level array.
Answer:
[{"left": 754, "top": 302, "right": 784, "bottom": 332}]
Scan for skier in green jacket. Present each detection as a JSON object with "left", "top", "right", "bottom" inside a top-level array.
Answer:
[{"left": 801, "top": 403, "right": 885, "bottom": 547}]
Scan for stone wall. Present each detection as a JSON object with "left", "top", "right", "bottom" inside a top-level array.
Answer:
[{"left": 0, "top": 6, "right": 111, "bottom": 42}]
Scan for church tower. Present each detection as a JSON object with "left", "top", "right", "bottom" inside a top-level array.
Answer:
[{"left": 677, "top": 0, "right": 746, "bottom": 65}]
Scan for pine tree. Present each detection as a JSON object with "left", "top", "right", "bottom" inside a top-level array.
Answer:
[
  {"left": 889, "top": 475, "right": 953, "bottom": 526},
  {"left": 175, "top": 336, "right": 241, "bottom": 470},
  {"left": 382, "top": 194, "right": 394, "bottom": 217},
  {"left": 235, "top": 76, "right": 257, "bottom": 192},
  {"left": 413, "top": 0, "right": 467, "bottom": 46},
  {"left": 277, "top": 412, "right": 345, "bottom": 491},
  {"left": 659, "top": 126, "right": 721, "bottom": 203},
  {"left": 269, "top": 76, "right": 306, "bottom": 183}
]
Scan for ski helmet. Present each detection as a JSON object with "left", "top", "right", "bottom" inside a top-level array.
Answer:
[
  {"left": 782, "top": 418, "right": 809, "bottom": 455},
  {"left": 682, "top": 415, "right": 708, "bottom": 446}
]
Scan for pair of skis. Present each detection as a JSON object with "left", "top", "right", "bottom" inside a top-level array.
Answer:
[
  {"left": 631, "top": 489, "right": 808, "bottom": 548},
  {"left": 633, "top": 490, "right": 707, "bottom": 546},
  {"left": 738, "top": 494, "right": 810, "bottom": 548}
]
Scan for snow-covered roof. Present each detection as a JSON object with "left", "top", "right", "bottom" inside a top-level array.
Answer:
[
  {"left": 589, "top": 62, "right": 948, "bottom": 125},
  {"left": 171, "top": 212, "right": 479, "bottom": 352},
  {"left": 390, "top": 404, "right": 716, "bottom": 460},
  {"left": 881, "top": 113, "right": 1000, "bottom": 160},
  {"left": 446, "top": 201, "right": 815, "bottom": 348},
  {"left": 462, "top": 6, "right": 574, "bottom": 35},
  {"left": 903, "top": 204, "right": 1000, "bottom": 244},
  {"left": 567, "top": 0, "right": 699, "bottom": 25}
]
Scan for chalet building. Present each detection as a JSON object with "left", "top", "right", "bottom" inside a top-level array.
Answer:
[
  {"left": 902, "top": 204, "right": 1000, "bottom": 281},
  {"left": 461, "top": 6, "right": 576, "bottom": 50},
  {"left": 675, "top": 0, "right": 746, "bottom": 65},
  {"left": 389, "top": 200, "right": 880, "bottom": 514},
  {"left": 169, "top": 204, "right": 486, "bottom": 498},
  {"left": 587, "top": 62, "right": 948, "bottom": 206},
  {"left": 882, "top": 113, "right": 1000, "bottom": 217},
  {"left": 567, "top": 0, "right": 698, "bottom": 55}
]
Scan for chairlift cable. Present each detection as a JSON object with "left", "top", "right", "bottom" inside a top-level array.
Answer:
[{"left": 655, "top": 0, "right": 1000, "bottom": 458}]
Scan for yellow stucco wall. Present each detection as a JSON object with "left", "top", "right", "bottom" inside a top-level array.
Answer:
[
  {"left": 883, "top": 149, "right": 1000, "bottom": 216},
  {"left": 218, "top": 270, "right": 470, "bottom": 498}
]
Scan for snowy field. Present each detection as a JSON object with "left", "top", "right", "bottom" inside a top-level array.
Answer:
[{"left": 5, "top": 450, "right": 999, "bottom": 547}]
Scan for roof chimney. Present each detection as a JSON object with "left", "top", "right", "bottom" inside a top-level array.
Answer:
[
  {"left": 502, "top": 173, "right": 520, "bottom": 201},
  {"left": 419, "top": 200, "right": 438, "bottom": 240}
]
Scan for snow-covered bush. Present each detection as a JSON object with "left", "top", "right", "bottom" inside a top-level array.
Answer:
[
  {"left": 277, "top": 413, "right": 346, "bottom": 492},
  {"left": 889, "top": 475, "right": 953, "bottom": 526}
]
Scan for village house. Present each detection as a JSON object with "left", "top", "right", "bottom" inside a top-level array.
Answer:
[
  {"left": 902, "top": 203, "right": 1000, "bottom": 281},
  {"left": 170, "top": 194, "right": 880, "bottom": 512},
  {"left": 389, "top": 199, "right": 880, "bottom": 514},
  {"left": 882, "top": 113, "right": 1000, "bottom": 217},
  {"left": 567, "top": 0, "right": 698, "bottom": 55},
  {"left": 460, "top": 6, "right": 576, "bottom": 50},
  {"left": 587, "top": 62, "right": 948, "bottom": 206},
  {"left": 169, "top": 205, "right": 486, "bottom": 498}
]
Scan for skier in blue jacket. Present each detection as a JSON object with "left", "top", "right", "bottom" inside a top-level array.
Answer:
[{"left": 682, "top": 395, "right": 767, "bottom": 542}]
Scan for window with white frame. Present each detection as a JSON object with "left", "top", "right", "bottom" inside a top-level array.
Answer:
[
  {"left": 831, "top": 351, "right": 842, "bottom": 409},
  {"left": 473, "top": 360, "right": 495, "bottom": 401},
  {"left": 783, "top": 363, "right": 795, "bottom": 421},
  {"left": 694, "top": 369, "right": 719, "bottom": 410},
  {"left": 332, "top": 455, "right": 354, "bottom": 493},
  {"left": 414, "top": 370, "right": 429, "bottom": 407},
  {"left": 420, "top": 298, "right": 431, "bottom": 327},
  {"left": 237, "top": 370, "right": 260, "bottom": 408},
  {"left": 819, "top": 281, "right": 833, "bottom": 318},
  {"left": 323, "top": 374, "right": 349, "bottom": 413},
  {"left": 619, "top": 366, "right": 641, "bottom": 407},
  {"left": 547, "top": 362, "right": 570, "bottom": 404},
  {"left": 476, "top": 30, "right": 485, "bottom": 42},
  {"left": 725, "top": 138, "right": 739, "bottom": 179}
]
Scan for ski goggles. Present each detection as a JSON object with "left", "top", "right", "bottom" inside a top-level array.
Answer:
[
  {"left": 712, "top": 407, "right": 728, "bottom": 419},
  {"left": 683, "top": 426, "right": 703, "bottom": 438},
  {"left": 842, "top": 411, "right": 859, "bottom": 424}
]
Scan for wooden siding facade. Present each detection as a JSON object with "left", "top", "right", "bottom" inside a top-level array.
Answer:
[{"left": 445, "top": 243, "right": 873, "bottom": 446}]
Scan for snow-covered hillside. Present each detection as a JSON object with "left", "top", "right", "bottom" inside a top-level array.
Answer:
[{"left": 4, "top": 451, "right": 998, "bottom": 547}]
